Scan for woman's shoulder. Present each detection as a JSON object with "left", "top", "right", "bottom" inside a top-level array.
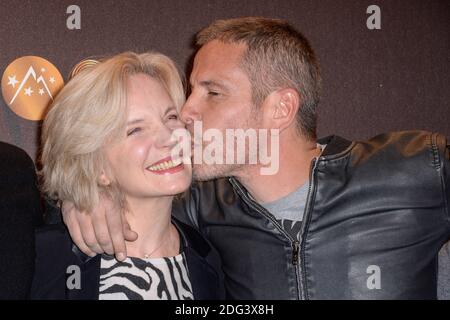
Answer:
[
  {"left": 0, "top": 141, "right": 32, "bottom": 162},
  {"left": 35, "top": 223, "right": 73, "bottom": 254},
  {"left": 34, "top": 223, "right": 98, "bottom": 273},
  {"left": 0, "top": 142, "right": 36, "bottom": 180},
  {"left": 32, "top": 224, "right": 78, "bottom": 299},
  {"left": 32, "top": 223, "right": 101, "bottom": 299},
  {"left": 33, "top": 223, "right": 75, "bottom": 280}
]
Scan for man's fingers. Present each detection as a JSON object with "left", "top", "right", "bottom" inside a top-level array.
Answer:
[
  {"left": 78, "top": 212, "right": 103, "bottom": 254},
  {"left": 102, "top": 194, "right": 132, "bottom": 261},
  {"left": 61, "top": 197, "right": 133, "bottom": 260},
  {"left": 104, "top": 206, "right": 128, "bottom": 261},
  {"left": 123, "top": 216, "right": 138, "bottom": 242},
  {"left": 91, "top": 207, "right": 114, "bottom": 255},
  {"left": 63, "top": 208, "right": 96, "bottom": 257},
  {"left": 61, "top": 200, "right": 75, "bottom": 217}
]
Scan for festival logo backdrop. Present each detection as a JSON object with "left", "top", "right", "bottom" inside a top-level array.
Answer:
[
  {"left": 1, "top": 56, "right": 64, "bottom": 121},
  {"left": 0, "top": 0, "right": 448, "bottom": 161}
]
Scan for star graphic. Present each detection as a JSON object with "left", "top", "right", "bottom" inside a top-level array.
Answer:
[
  {"left": 39, "top": 88, "right": 45, "bottom": 96},
  {"left": 24, "top": 87, "right": 33, "bottom": 96},
  {"left": 49, "top": 76, "right": 55, "bottom": 84},
  {"left": 7, "top": 75, "right": 19, "bottom": 88}
]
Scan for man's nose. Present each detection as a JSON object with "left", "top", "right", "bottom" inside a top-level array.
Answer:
[{"left": 180, "top": 94, "right": 201, "bottom": 125}]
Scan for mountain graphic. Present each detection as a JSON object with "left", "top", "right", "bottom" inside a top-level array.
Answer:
[{"left": 9, "top": 66, "right": 53, "bottom": 104}]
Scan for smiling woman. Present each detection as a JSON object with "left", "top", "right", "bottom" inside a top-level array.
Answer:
[{"left": 31, "top": 52, "right": 224, "bottom": 300}]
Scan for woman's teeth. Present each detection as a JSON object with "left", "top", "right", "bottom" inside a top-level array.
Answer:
[{"left": 147, "top": 159, "right": 182, "bottom": 171}]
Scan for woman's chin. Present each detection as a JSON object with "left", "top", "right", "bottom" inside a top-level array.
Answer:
[{"left": 158, "top": 176, "right": 192, "bottom": 196}]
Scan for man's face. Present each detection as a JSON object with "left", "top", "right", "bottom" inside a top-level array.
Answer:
[{"left": 181, "top": 40, "right": 261, "bottom": 181}]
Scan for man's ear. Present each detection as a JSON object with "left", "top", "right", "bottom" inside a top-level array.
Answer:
[{"left": 270, "top": 88, "right": 301, "bottom": 132}]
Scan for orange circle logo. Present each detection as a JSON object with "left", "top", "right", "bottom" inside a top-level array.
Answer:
[{"left": 1, "top": 56, "right": 64, "bottom": 121}]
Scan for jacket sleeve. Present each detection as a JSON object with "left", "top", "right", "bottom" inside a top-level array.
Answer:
[
  {"left": 438, "top": 241, "right": 450, "bottom": 300},
  {"left": 445, "top": 139, "right": 450, "bottom": 229},
  {"left": 437, "top": 133, "right": 450, "bottom": 230},
  {"left": 0, "top": 142, "right": 42, "bottom": 299},
  {"left": 172, "top": 186, "right": 200, "bottom": 229}
]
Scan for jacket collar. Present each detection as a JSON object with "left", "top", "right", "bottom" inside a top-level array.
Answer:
[
  {"left": 68, "top": 217, "right": 215, "bottom": 300},
  {"left": 317, "top": 135, "right": 353, "bottom": 158},
  {"left": 70, "top": 216, "right": 211, "bottom": 265},
  {"left": 228, "top": 135, "right": 354, "bottom": 194},
  {"left": 172, "top": 217, "right": 211, "bottom": 258},
  {"left": 66, "top": 254, "right": 101, "bottom": 300}
]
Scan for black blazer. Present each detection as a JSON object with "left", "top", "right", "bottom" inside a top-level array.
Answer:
[
  {"left": 0, "top": 142, "right": 42, "bottom": 299},
  {"left": 31, "top": 217, "right": 225, "bottom": 300}
]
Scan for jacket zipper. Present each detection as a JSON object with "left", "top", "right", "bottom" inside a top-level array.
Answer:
[
  {"left": 297, "top": 157, "right": 319, "bottom": 300},
  {"left": 292, "top": 240, "right": 299, "bottom": 265},
  {"left": 229, "top": 178, "right": 296, "bottom": 243},
  {"left": 229, "top": 177, "right": 307, "bottom": 299}
]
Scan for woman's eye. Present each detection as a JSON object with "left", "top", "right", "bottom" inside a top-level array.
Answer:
[
  {"left": 127, "top": 127, "right": 141, "bottom": 136},
  {"left": 168, "top": 114, "right": 179, "bottom": 120},
  {"left": 208, "top": 91, "right": 219, "bottom": 96}
]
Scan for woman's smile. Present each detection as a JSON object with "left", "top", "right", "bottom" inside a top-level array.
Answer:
[{"left": 146, "top": 156, "right": 184, "bottom": 175}]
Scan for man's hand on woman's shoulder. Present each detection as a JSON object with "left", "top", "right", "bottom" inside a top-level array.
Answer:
[{"left": 61, "top": 194, "right": 137, "bottom": 261}]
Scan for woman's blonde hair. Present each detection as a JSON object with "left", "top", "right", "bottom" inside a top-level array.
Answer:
[{"left": 40, "top": 52, "right": 185, "bottom": 212}]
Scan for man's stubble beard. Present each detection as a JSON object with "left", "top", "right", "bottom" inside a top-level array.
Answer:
[
  {"left": 192, "top": 162, "right": 245, "bottom": 181},
  {"left": 191, "top": 106, "right": 261, "bottom": 182}
]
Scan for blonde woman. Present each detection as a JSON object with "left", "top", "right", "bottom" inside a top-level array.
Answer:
[{"left": 31, "top": 52, "right": 223, "bottom": 300}]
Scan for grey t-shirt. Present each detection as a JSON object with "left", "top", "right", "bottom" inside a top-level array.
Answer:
[
  {"left": 261, "top": 181, "right": 309, "bottom": 222},
  {"left": 259, "top": 144, "right": 325, "bottom": 240},
  {"left": 261, "top": 182, "right": 308, "bottom": 241}
]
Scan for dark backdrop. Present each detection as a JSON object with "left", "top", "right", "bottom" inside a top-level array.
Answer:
[{"left": 1, "top": 0, "right": 449, "bottom": 161}]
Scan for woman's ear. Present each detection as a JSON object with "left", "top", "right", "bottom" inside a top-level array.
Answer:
[
  {"left": 98, "top": 171, "right": 111, "bottom": 186},
  {"left": 271, "top": 88, "right": 301, "bottom": 132}
]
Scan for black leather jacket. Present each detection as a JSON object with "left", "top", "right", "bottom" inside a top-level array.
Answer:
[{"left": 173, "top": 131, "right": 450, "bottom": 299}]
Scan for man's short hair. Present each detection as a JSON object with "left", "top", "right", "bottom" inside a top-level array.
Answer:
[{"left": 196, "top": 17, "right": 322, "bottom": 140}]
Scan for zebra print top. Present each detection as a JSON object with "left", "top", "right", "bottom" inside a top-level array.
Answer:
[{"left": 98, "top": 253, "right": 194, "bottom": 300}]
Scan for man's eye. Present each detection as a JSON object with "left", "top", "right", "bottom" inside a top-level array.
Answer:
[
  {"left": 127, "top": 127, "right": 141, "bottom": 136},
  {"left": 208, "top": 91, "right": 219, "bottom": 96}
]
